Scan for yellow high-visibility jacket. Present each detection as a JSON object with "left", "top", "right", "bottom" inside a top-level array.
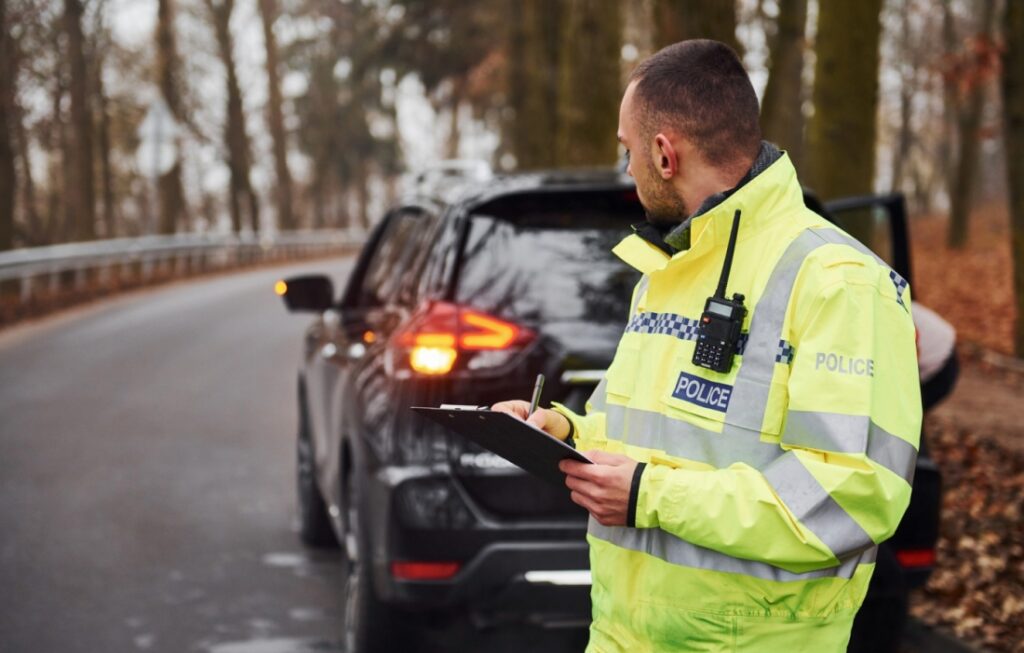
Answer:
[{"left": 552, "top": 153, "right": 921, "bottom": 653}]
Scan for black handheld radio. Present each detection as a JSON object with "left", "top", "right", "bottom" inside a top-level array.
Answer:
[{"left": 692, "top": 209, "right": 746, "bottom": 374}]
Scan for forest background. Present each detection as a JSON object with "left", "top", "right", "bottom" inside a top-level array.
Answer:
[{"left": 3, "top": 0, "right": 1024, "bottom": 356}]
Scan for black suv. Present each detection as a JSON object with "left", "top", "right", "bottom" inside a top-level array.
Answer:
[{"left": 279, "top": 168, "right": 945, "bottom": 653}]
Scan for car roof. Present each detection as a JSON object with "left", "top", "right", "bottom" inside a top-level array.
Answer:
[{"left": 402, "top": 167, "right": 637, "bottom": 214}]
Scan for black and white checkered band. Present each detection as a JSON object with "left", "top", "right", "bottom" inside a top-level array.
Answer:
[
  {"left": 889, "top": 270, "right": 908, "bottom": 309},
  {"left": 624, "top": 311, "right": 794, "bottom": 365}
]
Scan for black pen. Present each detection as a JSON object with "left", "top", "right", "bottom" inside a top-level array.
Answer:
[{"left": 528, "top": 373, "right": 545, "bottom": 416}]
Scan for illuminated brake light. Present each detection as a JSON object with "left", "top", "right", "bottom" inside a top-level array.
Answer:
[
  {"left": 412, "top": 333, "right": 457, "bottom": 348},
  {"left": 461, "top": 311, "right": 519, "bottom": 349},
  {"left": 390, "top": 301, "right": 534, "bottom": 376},
  {"left": 391, "top": 561, "right": 461, "bottom": 580},
  {"left": 410, "top": 346, "right": 458, "bottom": 375},
  {"left": 896, "top": 549, "right": 936, "bottom": 568}
]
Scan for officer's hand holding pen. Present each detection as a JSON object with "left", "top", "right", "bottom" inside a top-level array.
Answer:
[
  {"left": 490, "top": 374, "right": 572, "bottom": 440},
  {"left": 491, "top": 374, "right": 638, "bottom": 526}
]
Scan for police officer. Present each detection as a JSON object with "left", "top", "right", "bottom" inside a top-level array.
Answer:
[{"left": 493, "top": 40, "right": 920, "bottom": 652}]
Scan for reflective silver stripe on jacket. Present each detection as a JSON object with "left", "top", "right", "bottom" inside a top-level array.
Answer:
[
  {"left": 629, "top": 274, "right": 650, "bottom": 318},
  {"left": 782, "top": 410, "right": 917, "bottom": 482},
  {"left": 589, "top": 518, "right": 877, "bottom": 582},
  {"left": 761, "top": 453, "right": 876, "bottom": 558},
  {"left": 722, "top": 229, "right": 832, "bottom": 437},
  {"left": 606, "top": 403, "right": 781, "bottom": 469}
]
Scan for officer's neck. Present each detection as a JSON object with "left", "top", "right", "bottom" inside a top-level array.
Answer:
[{"left": 679, "top": 156, "right": 755, "bottom": 220}]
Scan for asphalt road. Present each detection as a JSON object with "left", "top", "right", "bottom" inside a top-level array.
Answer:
[{"left": 0, "top": 259, "right": 356, "bottom": 653}]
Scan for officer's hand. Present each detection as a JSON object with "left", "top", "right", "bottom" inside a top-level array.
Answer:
[
  {"left": 559, "top": 451, "right": 638, "bottom": 527},
  {"left": 490, "top": 400, "right": 572, "bottom": 441}
]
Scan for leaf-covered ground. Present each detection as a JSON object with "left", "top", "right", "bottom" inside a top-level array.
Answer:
[
  {"left": 909, "top": 205, "right": 1017, "bottom": 357},
  {"left": 904, "top": 208, "right": 1023, "bottom": 652},
  {"left": 911, "top": 409, "right": 1024, "bottom": 652}
]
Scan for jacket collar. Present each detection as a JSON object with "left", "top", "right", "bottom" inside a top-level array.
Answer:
[{"left": 612, "top": 150, "right": 804, "bottom": 275}]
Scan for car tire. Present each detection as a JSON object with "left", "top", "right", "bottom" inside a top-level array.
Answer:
[
  {"left": 296, "top": 391, "right": 338, "bottom": 548},
  {"left": 340, "top": 468, "right": 415, "bottom": 653}
]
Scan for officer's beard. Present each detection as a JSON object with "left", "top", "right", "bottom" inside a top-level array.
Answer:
[{"left": 639, "top": 158, "right": 688, "bottom": 228}]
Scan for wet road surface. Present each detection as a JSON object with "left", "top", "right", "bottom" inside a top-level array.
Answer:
[{"left": 0, "top": 260, "right": 355, "bottom": 653}]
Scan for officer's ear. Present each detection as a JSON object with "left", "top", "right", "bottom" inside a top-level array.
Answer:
[{"left": 652, "top": 133, "right": 678, "bottom": 179}]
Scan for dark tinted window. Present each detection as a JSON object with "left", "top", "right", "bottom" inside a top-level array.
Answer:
[
  {"left": 455, "top": 191, "right": 643, "bottom": 349},
  {"left": 357, "top": 208, "right": 434, "bottom": 308}
]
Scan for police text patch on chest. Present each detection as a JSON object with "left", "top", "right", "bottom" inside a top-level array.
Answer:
[{"left": 671, "top": 371, "right": 733, "bottom": 413}]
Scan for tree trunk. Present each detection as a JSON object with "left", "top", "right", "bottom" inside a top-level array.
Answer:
[
  {"left": 652, "top": 0, "right": 740, "bottom": 55},
  {"left": 355, "top": 167, "right": 370, "bottom": 231},
  {"left": 94, "top": 48, "right": 116, "bottom": 239},
  {"left": 507, "top": 0, "right": 561, "bottom": 170},
  {"left": 207, "top": 0, "right": 259, "bottom": 234},
  {"left": 0, "top": 0, "right": 15, "bottom": 251},
  {"left": 55, "top": 61, "right": 76, "bottom": 243},
  {"left": 804, "top": 0, "right": 883, "bottom": 245},
  {"left": 156, "top": 0, "right": 186, "bottom": 235},
  {"left": 1004, "top": 0, "right": 1024, "bottom": 355},
  {"left": 258, "top": 0, "right": 295, "bottom": 231},
  {"left": 555, "top": 0, "right": 621, "bottom": 168},
  {"left": 64, "top": 0, "right": 96, "bottom": 242},
  {"left": 891, "top": 76, "right": 913, "bottom": 193},
  {"left": 13, "top": 88, "right": 40, "bottom": 245},
  {"left": 760, "top": 0, "right": 807, "bottom": 167},
  {"left": 446, "top": 77, "right": 464, "bottom": 160},
  {"left": 947, "top": 0, "right": 997, "bottom": 249}
]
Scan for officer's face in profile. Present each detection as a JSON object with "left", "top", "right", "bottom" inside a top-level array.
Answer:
[
  {"left": 619, "top": 82, "right": 687, "bottom": 227},
  {"left": 637, "top": 154, "right": 687, "bottom": 227}
]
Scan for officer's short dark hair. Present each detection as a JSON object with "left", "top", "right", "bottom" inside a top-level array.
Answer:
[{"left": 629, "top": 40, "right": 761, "bottom": 169}]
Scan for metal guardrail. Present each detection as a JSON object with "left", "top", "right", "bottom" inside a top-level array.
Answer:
[{"left": 0, "top": 229, "right": 366, "bottom": 304}]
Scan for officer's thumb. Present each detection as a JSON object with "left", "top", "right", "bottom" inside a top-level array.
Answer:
[{"left": 526, "top": 408, "right": 548, "bottom": 431}]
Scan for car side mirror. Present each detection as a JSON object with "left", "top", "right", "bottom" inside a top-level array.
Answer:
[{"left": 276, "top": 275, "right": 335, "bottom": 313}]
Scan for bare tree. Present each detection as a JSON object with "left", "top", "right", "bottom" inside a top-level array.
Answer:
[
  {"left": 64, "top": 0, "right": 96, "bottom": 241},
  {"left": 258, "top": 0, "right": 294, "bottom": 231},
  {"left": 1004, "top": 0, "right": 1024, "bottom": 355},
  {"left": 205, "top": 0, "right": 259, "bottom": 234},
  {"left": 89, "top": 0, "right": 117, "bottom": 239},
  {"left": 155, "top": 0, "right": 187, "bottom": 235},
  {"left": 805, "top": 1, "right": 883, "bottom": 202},
  {"left": 555, "top": 0, "right": 622, "bottom": 167},
  {"left": 508, "top": 0, "right": 562, "bottom": 169},
  {"left": 652, "top": 0, "right": 740, "bottom": 54},
  {"left": 944, "top": 0, "right": 998, "bottom": 249},
  {"left": 0, "top": 0, "right": 14, "bottom": 251},
  {"left": 760, "top": 0, "right": 807, "bottom": 166}
]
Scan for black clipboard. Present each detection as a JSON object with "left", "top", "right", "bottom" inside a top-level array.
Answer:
[{"left": 411, "top": 406, "right": 592, "bottom": 486}]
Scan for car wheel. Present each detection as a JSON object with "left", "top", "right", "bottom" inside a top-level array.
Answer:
[
  {"left": 340, "top": 469, "right": 414, "bottom": 653},
  {"left": 296, "top": 397, "right": 338, "bottom": 548}
]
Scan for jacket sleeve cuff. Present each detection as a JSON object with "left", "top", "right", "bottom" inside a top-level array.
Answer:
[
  {"left": 549, "top": 401, "right": 579, "bottom": 447},
  {"left": 626, "top": 462, "right": 647, "bottom": 528}
]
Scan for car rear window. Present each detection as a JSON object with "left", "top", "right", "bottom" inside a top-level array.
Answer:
[{"left": 455, "top": 191, "right": 644, "bottom": 340}]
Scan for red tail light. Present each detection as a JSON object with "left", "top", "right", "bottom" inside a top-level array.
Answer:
[
  {"left": 391, "top": 561, "right": 461, "bottom": 580},
  {"left": 389, "top": 301, "right": 534, "bottom": 376},
  {"left": 896, "top": 548, "right": 936, "bottom": 568}
]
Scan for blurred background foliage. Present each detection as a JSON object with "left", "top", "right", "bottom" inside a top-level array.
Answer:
[{"left": 1, "top": 0, "right": 1024, "bottom": 354}]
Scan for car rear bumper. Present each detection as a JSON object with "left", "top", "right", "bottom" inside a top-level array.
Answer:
[
  {"left": 390, "top": 541, "right": 592, "bottom": 626},
  {"left": 365, "top": 464, "right": 592, "bottom": 623}
]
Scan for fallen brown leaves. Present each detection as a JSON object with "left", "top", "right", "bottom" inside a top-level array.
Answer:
[
  {"left": 909, "top": 205, "right": 1016, "bottom": 357},
  {"left": 910, "top": 412, "right": 1024, "bottom": 652}
]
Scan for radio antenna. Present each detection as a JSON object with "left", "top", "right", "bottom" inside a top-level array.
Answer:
[{"left": 716, "top": 209, "right": 742, "bottom": 299}]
